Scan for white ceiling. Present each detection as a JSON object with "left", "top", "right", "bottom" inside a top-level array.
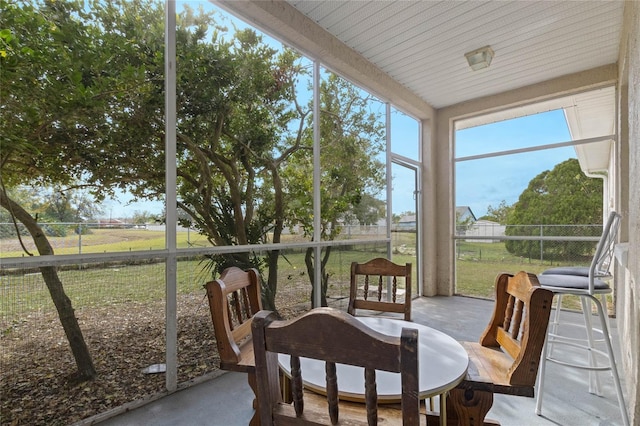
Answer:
[
  {"left": 285, "top": 1, "right": 624, "bottom": 110},
  {"left": 281, "top": 1, "right": 622, "bottom": 173}
]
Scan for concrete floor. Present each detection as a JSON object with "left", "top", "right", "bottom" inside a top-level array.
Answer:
[{"left": 95, "top": 296, "right": 628, "bottom": 426}]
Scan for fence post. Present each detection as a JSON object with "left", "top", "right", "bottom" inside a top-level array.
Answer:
[{"left": 540, "top": 224, "right": 543, "bottom": 261}]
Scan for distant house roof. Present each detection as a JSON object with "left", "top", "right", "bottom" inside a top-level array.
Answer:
[
  {"left": 399, "top": 215, "right": 416, "bottom": 223},
  {"left": 474, "top": 219, "right": 498, "bottom": 225},
  {"left": 99, "top": 218, "right": 124, "bottom": 224}
]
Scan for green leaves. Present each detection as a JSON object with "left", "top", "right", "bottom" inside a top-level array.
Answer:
[{"left": 505, "top": 158, "right": 603, "bottom": 259}]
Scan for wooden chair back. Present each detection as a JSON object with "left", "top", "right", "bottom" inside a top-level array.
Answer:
[
  {"left": 204, "top": 266, "right": 262, "bottom": 373},
  {"left": 252, "top": 307, "right": 421, "bottom": 426},
  {"left": 474, "top": 271, "right": 553, "bottom": 390},
  {"left": 349, "top": 258, "right": 412, "bottom": 321},
  {"left": 431, "top": 272, "right": 553, "bottom": 426}
]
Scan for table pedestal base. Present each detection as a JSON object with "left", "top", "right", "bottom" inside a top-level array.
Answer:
[{"left": 425, "top": 389, "right": 500, "bottom": 426}]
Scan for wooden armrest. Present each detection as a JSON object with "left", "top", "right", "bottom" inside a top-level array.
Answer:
[{"left": 220, "top": 338, "right": 256, "bottom": 373}]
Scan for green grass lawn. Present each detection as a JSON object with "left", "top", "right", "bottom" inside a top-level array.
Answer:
[
  {"left": 1, "top": 233, "right": 599, "bottom": 320},
  {"left": 0, "top": 228, "right": 213, "bottom": 257},
  {"left": 455, "top": 241, "right": 598, "bottom": 311}
]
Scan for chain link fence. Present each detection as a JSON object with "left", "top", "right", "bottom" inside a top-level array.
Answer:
[
  {"left": 0, "top": 221, "right": 605, "bottom": 424},
  {"left": 454, "top": 223, "right": 606, "bottom": 307},
  {"left": 0, "top": 223, "right": 403, "bottom": 425}
]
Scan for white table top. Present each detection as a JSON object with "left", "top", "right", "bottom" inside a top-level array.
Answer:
[{"left": 279, "top": 316, "right": 469, "bottom": 403}]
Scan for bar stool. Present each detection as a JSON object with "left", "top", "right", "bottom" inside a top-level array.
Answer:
[{"left": 535, "top": 211, "right": 629, "bottom": 426}]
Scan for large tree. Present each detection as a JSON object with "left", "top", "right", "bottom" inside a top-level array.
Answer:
[
  {"left": 0, "top": 0, "right": 131, "bottom": 380},
  {"left": 2, "top": 4, "right": 387, "bottom": 368},
  {"left": 285, "top": 73, "right": 386, "bottom": 306},
  {"left": 505, "top": 158, "right": 603, "bottom": 260},
  {"left": 99, "top": 7, "right": 385, "bottom": 311},
  {"left": 481, "top": 200, "right": 514, "bottom": 224},
  {"left": 1, "top": 0, "right": 185, "bottom": 379},
  {"left": 103, "top": 5, "right": 311, "bottom": 311},
  {"left": 175, "top": 35, "right": 309, "bottom": 311}
]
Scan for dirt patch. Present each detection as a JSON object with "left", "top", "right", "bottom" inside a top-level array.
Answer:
[
  {"left": 0, "top": 283, "right": 323, "bottom": 426},
  {"left": 0, "top": 295, "right": 219, "bottom": 426}
]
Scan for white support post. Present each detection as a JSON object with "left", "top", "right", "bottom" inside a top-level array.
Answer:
[
  {"left": 164, "top": 0, "right": 178, "bottom": 393},
  {"left": 313, "top": 61, "right": 322, "bottom": 308}
]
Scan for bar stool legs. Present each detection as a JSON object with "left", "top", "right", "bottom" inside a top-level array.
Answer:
[{"left": 535, "top": 294, "right": 629, "bottom": 426}]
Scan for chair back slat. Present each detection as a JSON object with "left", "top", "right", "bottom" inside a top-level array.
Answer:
[
  {"left": 511, "top": 299, "right": 524, "bottom": 340},
  {"left": 349, "top": 258, "right": 412, "bottom": 321},
  {"left": 290, "top": 355, "right": 304, "bottom": 416},
  {"left": 364, "top": 275, "right": 370, "bottom": 300},
  {"left": 392, "top": 276, "right": 398, "bottom": 303}
]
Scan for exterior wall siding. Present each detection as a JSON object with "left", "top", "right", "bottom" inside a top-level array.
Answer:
[{"left": 618, "top": 1, "right": 640, "bottom": 422}]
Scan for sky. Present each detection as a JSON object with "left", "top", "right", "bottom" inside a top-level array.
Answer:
[
  {"left": 455, "top": 110, "right": 574, "bottom": 218},
  {"left": 104, "top": 109, "right": 573, "bottom": 219},
  {"left": 102, "top": 2, "right": 574, "bottom": 220},
  {"left": 102, "top": 191, "right": 163, "bottom": 220}
]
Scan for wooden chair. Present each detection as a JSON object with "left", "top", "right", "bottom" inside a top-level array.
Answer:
[
  {"left": 349, "top": 258, "right": 412, "bottom": 321},
  {"left": 428, "top": 271, "right": 553, "bottom": 426},
  {"left": 252, "top": 307, "right": 422, "bottom": 426},
  {"left": 205, "top": 266, "right": 262, "bottom": 426}
]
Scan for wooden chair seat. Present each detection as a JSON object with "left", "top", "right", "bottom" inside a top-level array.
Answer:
[{"left": 459, "top": 342, "right": 535, "bottom": 397}]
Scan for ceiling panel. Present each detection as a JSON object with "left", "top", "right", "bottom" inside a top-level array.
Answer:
[{"left": 286, "top": 1, "right": 624, "bottom": 109}]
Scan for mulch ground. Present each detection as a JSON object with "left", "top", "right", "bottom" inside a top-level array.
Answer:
[
  {"left": 0, "top": 288, "right": 315, "bottom": 426},
  {"left": 0, "top": 294, "right": 221, "bottom": 426}
]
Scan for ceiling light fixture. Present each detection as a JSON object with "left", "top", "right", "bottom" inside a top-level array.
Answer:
[{"left": 465, "top": 46, "right": 494, "bottom": 71}]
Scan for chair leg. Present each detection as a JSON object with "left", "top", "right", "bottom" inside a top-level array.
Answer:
[
  {"left": 536, "top": 293, "right": 562, "bottom": 416},
  {"left": 599, "top": 292, "right": 615, "bottom": 346},
  {"left": 580, "top": 297, "right": 602, "bottom": 395},
  {"left": 247, "top": 372, "right": 260, "bottom": 426},
  {"left": 544, "top": 294, "right": 564, "bottom": 363},
  {"left": 535, "top": 325, "right": 550, "bottom": 416},
  {"left": 591, "top": 296, "right": 630, "bottom": 426},
  {"left": 447, "top": 388, "right": 494, "bottom": 426}
]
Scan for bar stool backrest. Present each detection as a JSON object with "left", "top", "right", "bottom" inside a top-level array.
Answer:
[{"left": 591, "top": 211, "right": 622, "bottom": 285}]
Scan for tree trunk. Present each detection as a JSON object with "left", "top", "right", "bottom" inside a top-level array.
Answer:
[
  {"left": 263, "top": 250, "right": 279, "bottom": 312},
  {"left": 304, "top": 246, "right": 330, "bottom": 307},
  {"left": 263, "top": 165, "right": 285, "bottom": 313},
  {"left": 319, "top": 246, "right": 331, "bottom": 307},
  {"left": 0, "top": 191, "right": 96, "bottom": 380}
]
